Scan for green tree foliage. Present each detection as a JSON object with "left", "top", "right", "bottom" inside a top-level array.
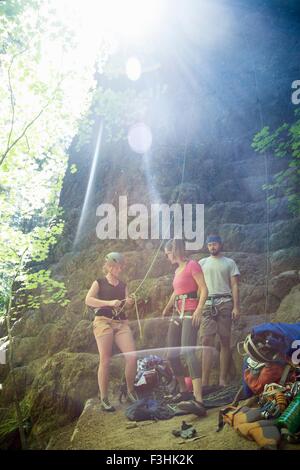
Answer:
[
  {"left": 0, "top": 1, "right": 108, "bottom": 447},
  {"left": 252, "top": 109, "right": 300, "bottom": 216},
  {"left": 0, "top": 0, "right": 98, "bottom": 316}
]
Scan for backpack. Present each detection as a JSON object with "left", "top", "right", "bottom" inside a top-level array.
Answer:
[
  {"left": 244, "top": 363, "right": 286, "bottom": 395},
  {"left": 125, "top": 398, "right": 175, "bottom": 421},
  {"left": 239, "top": 322, "right": 300, "bottom": 363},
  {"left": 119, "top": 355, "right": 174, "bottom": 402}
]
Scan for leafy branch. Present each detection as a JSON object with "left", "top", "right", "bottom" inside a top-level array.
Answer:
[
  {"left": 252, "top": 110, "right": 300, "bottom": 216},
  {"left": 0, "top": 74, "right": 64, "bottom": 167}
]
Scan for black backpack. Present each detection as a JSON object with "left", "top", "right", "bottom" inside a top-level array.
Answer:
[{"left": 125, "top": 398, "right": 175, "bottom": 421}]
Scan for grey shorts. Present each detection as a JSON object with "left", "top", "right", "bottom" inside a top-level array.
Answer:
[{"left": 199, "top": 301, "right": 233, "bottom": 338}]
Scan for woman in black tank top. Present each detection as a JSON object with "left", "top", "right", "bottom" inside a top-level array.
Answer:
[{"left": 85, "top": 252, "right": 137, "bottom": 412}]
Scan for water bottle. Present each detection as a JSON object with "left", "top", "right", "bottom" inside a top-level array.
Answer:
[{"left": 277, "top": 393, "right": 300, "bottom": 434}]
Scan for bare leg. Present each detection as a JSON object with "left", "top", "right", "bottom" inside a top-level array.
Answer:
[
  {"left": 219, "top": 335, "right": 231, "bottom": 386},
  {"left": 115, "top": 330, "right": 137, "bottom": 393},
  {"left": 201, "top": 335, "right": 215, "bottom": 386},
  {"left": 176, "top": 376, "right": 188, "bottom": 392},
  {"left": 95, "top": 333, "right": 113, "bottom": 399},
  {"left": 192, "top": 378, "right": 203, "bottom": 402}
]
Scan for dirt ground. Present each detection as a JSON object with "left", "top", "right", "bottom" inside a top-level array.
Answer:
[{"left": 46, "top": 398, "right": 300, "bottom": 451}]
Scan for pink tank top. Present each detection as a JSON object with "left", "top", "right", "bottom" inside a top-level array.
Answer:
[{"left": 173, "top": 260, "right": 202, "bottom": 312}]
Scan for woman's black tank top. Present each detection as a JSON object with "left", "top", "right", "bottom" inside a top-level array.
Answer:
[{"left": 95, "top": 277, "right": 127, "bottom": 319}]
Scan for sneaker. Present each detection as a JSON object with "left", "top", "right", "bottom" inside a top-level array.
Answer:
[
  {"left": 171, "top": 391, "right": 193, "bottom": 403},
  {"left": 177, "top": 399, "right": 207, "bottom": 417},
  {"left": 101, "top": 397, "right": 116, "bottom": 412},
  {"left": 127, "top": 390, "right": 139, "bottom": 403}
]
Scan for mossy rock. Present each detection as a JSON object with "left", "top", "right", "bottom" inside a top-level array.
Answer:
[
  {"left": 12, "top": 336, "right": 41, "bottom": 366},
  {"left": 68, "top": 320, "right": 97, "bottom": 354},
  {"left": 127, "top": 277, "right": 158, "bottom": 303},
  {"left": 35, "top": 321, "right": 71, "bottom": 355},
  {"left": 274, "top": 284, "right": 300, "bottom": 323},
  {"left": 11, "top": 311, "right": 44, "bottom": 338},
  {"left": 0, "top": 365, "right": 35, "bottom": 405},
  {"left": 142, "top": 317, "right": 169, "bottom": 351},
  {"left": 0, "top": 398, "right": 31, "bottom": 450},
  {"left": 11, "top": 320, "right": 71, "bottom": 365},
  {"left": 64, "top": 294, "right": 86, "bottom": 320},
  {"left": 28, "top": 351, "right": 99, "bottom": 425},
  {"left": 38, "top": 303, "right": 65, "bottom": 324},
  {"left": 129, "top": 274, "right": 174, "bottom": 317}
]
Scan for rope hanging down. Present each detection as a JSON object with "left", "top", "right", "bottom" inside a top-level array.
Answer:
[
  {"left": 242, "top": 28, "right": 270, "bottom": 318},
  {"left": 116, "top": 120, "right": 191, "bottom": 336}
]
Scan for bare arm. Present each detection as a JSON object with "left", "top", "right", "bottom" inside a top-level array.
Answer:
[
  {"left": 124, "top": 286, "right": 134, "bottom": 308},
  {"left": 85, "top": 281, "right": 115, "bottom": 309},
  {"left": 230, "top": 275, "right": 240, "bottom": 319},
  {"left": 192, "top": 271, "right": 208, "bottom": 326},
  {"left": 162, "top": 292, "right": 176, "bottom": 316}
]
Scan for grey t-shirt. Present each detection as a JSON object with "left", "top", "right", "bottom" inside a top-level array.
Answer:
[{"left": 199, "top": 256, "right": 240, "bottom": 297}]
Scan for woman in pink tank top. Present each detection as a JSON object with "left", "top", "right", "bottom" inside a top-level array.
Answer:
[{"left": 162, "top": 239, "right": 208, "bottom": 416}]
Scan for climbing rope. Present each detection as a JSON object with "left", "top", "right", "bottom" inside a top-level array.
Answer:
[
  {"left": 115, "top": 116, "right": 191, "bottom": 336},
  {"left": 132, "top": 292, "right": 143, "bottom": 340}
]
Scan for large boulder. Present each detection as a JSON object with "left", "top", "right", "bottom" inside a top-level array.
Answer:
[
  {"left": 10, "top": 305, "right": 65, "bottom": 335},
  {"left": 0, "top": 358, "right": 45, "bottom": 405},
  {"left": 63, "top": 291, "right": 88, "bottom": 324},
  {"left": 142, "top": 316, "right": 169, "bottom": 351},
  {"left": 269, "top": 218, "right": 300, "bottom": 252},
  {"left": 12, "top": 337, "right": 42, "bottom": 366},
  {"left": 0, "top": 365, "right": 34, "bottom": 405},
  {"left": 35, "top": 321, "right": 71, "bottom": 356},
  {"left": 68, "top": 320, "right": 97, "bottom": 354},
  {"left": 269, "top": 270, "right": 300, "bottom": 302},
  {"left": 270, "top": 247, "right": 300, "bottom": 276},
  {"left": 239, "top": 283, "right": 266, "bottom": 315},
  {"left": 11, "top": 311, "right": 44, "bottom": 338},
  {"left": 273, "top": 284, "right": 300, "bottom": 323},
  {"left": 28, "top": 351, "right": 99, "bottom": 443},
  {"left": 127, "top": 274, "right": 173, "bottom": 318},
  {"left": 12, "top": 320, "right": 71, "bottom": 366}
]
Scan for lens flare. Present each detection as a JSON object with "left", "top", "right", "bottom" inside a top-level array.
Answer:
[
  {"left": 126, "top": 57, "right": 142, "bottom": 81},
  {"left": 128, "top": 122, "right": 152, "bottom": 155}
]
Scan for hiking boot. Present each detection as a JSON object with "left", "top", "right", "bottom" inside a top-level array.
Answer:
[
  {"left": 171, "top": 391, "right": 193, "bottom": 403},
  {"left": 101, "top": 397, "right": 116, "bottom": 412},
  {"left": 127, "top": 390, "right": 139, "bottom": 403},
  {"left": 177, "top": 399, "right": 207, "bottom": 417}
]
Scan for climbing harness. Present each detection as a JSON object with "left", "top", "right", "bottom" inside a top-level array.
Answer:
[
  {"left": 174, "top": 291, "right": 198, "bottom": 320},
  {"left": 204, "top": 294, "right": 232, "bottom": 319}
]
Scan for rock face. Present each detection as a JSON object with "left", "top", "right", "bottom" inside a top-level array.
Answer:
[
  {"left": 274, "top": 284, "right": 300, "bottom": 324},
  {"left": 28, "top": 352, "right": 99, "bottom": 440}
]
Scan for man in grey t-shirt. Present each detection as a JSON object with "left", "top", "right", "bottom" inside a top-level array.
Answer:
[{"left": 199, "top": 234, "right": 240, "bottom": 387}]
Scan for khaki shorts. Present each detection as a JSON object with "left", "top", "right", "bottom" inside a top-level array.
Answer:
[
  {"left": 199, "top": 301, "right": 233, "bottom": 338},
  {"left": 93, "top": 316, "right": 131, "bottom": 339}
]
